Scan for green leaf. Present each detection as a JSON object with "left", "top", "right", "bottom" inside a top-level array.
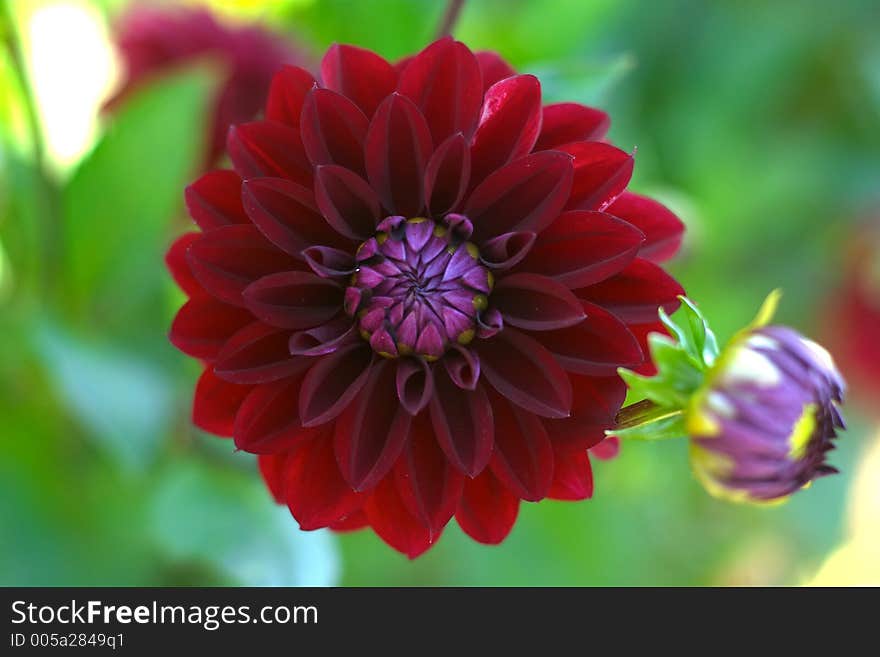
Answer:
[
  {"left": 60, "top": 65, "right": 215, "bottom": 320},
  {"left": 659, "top": 296, "right": 719, "bottom": 369},
  {"left": 33, "top": 320, "right": 173, "bottom": 471},
  {"left": 149, "top": 459, "right": 340, "bottom": 587}
]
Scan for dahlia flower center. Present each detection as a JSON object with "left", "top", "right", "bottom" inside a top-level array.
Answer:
[{"left": 345, "top": 216, "right": 493, "bottom": 360}]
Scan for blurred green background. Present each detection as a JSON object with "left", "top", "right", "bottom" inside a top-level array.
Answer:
[{"left": 1, "top": 0, "right": 878, "bottom": 586}]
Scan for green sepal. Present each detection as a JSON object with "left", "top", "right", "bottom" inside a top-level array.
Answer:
[
  {"left": 658, "top": 296, "right": 719, "bottom": 368},
  {"left": 610, "top": 407, "right": 687, "bottom": 442}
]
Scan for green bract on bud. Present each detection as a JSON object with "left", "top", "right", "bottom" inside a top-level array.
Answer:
[{"left": 611, "top": 292, "right": 846, "bottom": 504}]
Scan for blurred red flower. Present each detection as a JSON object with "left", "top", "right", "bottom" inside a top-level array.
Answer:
[
  {"left": 823, "top": 223, "right": 880, "bottom": 410},
  {"left": 108, "top": 5, "right": 306, "bottom": 166},
  {"left": 168, "top": 38, "right": 685, "bottom": 557}
]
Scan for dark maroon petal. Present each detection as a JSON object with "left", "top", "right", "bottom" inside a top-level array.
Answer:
[
  {"left": 298, "top": 343, "right": 373, "bottom": 427},
  {"left": 334, "top": 360, "right": 412, "bottom": 491},
  {"left": 456, "top": 469, "right": 520, "bottom": 545},
  {"left": 283, "top": 431, "right": 365, "bottom": 530},
  {"left": 395, "top": 358, "right": 434, "bottom": 416},
  {"left": 243, "top": 270, "right": 342, "bottom": 329},
  {"left": 606, "top": 192, "right": 685, "bottom": 263},
  {"left": 430, "top": 369, "right": 494, "bottom": 477},
  {"left": 192, "top": 368, "right": 251, "bottom": 437},
  {"left": 266, "top": 65, "right": 318, "bottom": 127},
  {"left": 321, "top": 43, "right": 397, "bottom": 117},
  {"left": 300, "top": 87, "right": 369, "bottom": 173},
  {"left": 627, "top": 321, "right": 667, "bottom": 375},
  {"left": 479, "top": 231, "right": 535, "bottom": 270},
  {"left": 328, "top": 510, "right": 368, "bottom": 532},
  {"left": 534, "top": 300, "right": 643, "bottom": 375},
  {"left": 314, "top": 165, "right": 381, "bottom": 240},
  {"left": 166, "top": 233, "right": 202, "bottom": 297},
  {"left": 474, "top": 51, "right": 517, "bottom": 91},
  {"left": 534, "top": 103, "right": 610, "bottom": 150},
  {"left": 301, "top": 245, "right": 356, "bottom": 278},
  {"left": 577, "top": 258, "right": 684, "bottom": 324},
  {"left": 549, "top": 374, "right": 627, "bottom": 447},
  {"left": 397, "top": 37, "right": 482, "bottom": 143},
  {"left": 185, "top": 169, "right": 247, "bottom": 230},
  {"left": 488, "top": 390, "right": 554, "bottom": 501},
  {"left": 289, "top": 318, "right": 356, "bottom": 356},
  {"left": 470, "top": 74, "right": 543, "bottom": 187},
  {"left": 466, "top": 150, "right": 573, "bottom": 242},
  {"left": 242, "top": 177, "right": 349, "bottom": 258},
  {"left": 559, "top": 141, "right": 633, "bottom": 212},
  {"left": 394, "top": 413, "right": 463, "bottom": 537},
  {"left": 477, "top": 327, "right": 572, "bottom": 418},
  {"left": 547, "top": 446, "right": 593, "bottom": 500},
  {"left": 443, "top": 344, "right": 480, "bottom": 390},
  {"left": 364, "top": 475, "right": 434, "bottom": 558},
  {"left": 214, "top": 322, "right": 308, "bottom": 384},
  {"left": 227, "top": 121, "right": 312, "bottom": 186},
  {"left": 365, "top": 93, "right": 432, "bottom": 217},
  {"left": 492, "top": 272, "right": 586, "bottom": 331},
  {"left": 169, "top": 297, "right": 252, "bottom": 359},
  {"left": 424, "top": 132, "right": 471, "bottom": 216},
  {"left": 234, "top": 374, "right": 318, "bottom": 454},
  {"left": 186, "top": 224, "right": 300, "bottom": 306},
  {"left": 522, "top": 211, "right": 644, "bottom": 288}
]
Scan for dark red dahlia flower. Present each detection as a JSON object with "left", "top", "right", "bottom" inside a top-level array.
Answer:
[
  {"left": 168, "top": 38, "right": 685, "bottom": 557},
  {"left": 108, "top": 5, "right": 306, "bottom": 165}
]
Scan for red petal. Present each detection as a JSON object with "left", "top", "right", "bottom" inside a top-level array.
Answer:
[
  {"left": 479, "top": 231, "right": 536, "bottom": 270},
  {"left": 522, "top": 211, "right": 644, "bottom": 288},
  {"left": 169, "top": 297, "right": 252, "bottom": 359},
  {"left": 364, "top": 475, "right": 435, "bottom": 558},
  {"left": 227, "top": 121, "right": 312, "bottom": 186},
  {"left": 606, "top": 192, "right": 684, "bottom": 263},
  {"left": 627, "top": 321, "right": 667, "bottom": 375},
  {"left": 283, "top": 431, "right": 365, "bottom": 530},
  {"left": 314, "top": 165, "right": 381, "bottom": 240},
  {"left": 470, "top": 74, "right": 543, "bottom": 187},
  {"left": 298, "top": 343, "right": 374, "bottom": 427},
  {"left": 456, "top": 469, "right": 520, "bottom": 545},
  {"left": 559, "top": 141, "right": 633, "bottom": 211},
  {"left": 243, "top": 270, "right": 343, "bottom": 329},
  {"left": 301, "top": 246, "right": 356, "bottom": 278},
  {"left": 477, "top": 327, "right": 572, "bottom": 419},
  {"left": 214, "top": 321, "right": 308, "bottom": 384},
  {"left": 289, "top": 318, "right": 357, "bottom": 356},
  {"left": 258, "top": 453, "right": 288, "bottom": 503},
  {"left": 394, "top": 413, "right": 464, "bottom": 537},
  {"left": 548, "top": 374, "right": 626, "bottom": 447},
  {"left": 533, "top": 300, "right": 643, "bottom": 375},
  {"left": 265, "top": 65, "right": 318, "bottom": 127},
  {"left": 186, "top": 224, "right": 299, "bottom": 306},
  {"left": 395, "top": 358, "right": 434, "bottom": 416},
  {"left": 300, "top": 87, "right": 369, "bottom": 173},
  {"left": 492, "top": 272, "right": 586, "bottom": 330},
  {"left": 475, "top": 51, "right": 516, "bottom": 91},
  {"left": 442, "top": 344, "right": 481, "bottom": 390},
  {"left": 547, "top": 446, "right": 593, "bottom": 500},
  {"left": 424, "top": 132, "right": 471, "bottom": 216},
  {"left": 365, "top": 93, "right": 432, "bottom": 217},
  {"left": 166, "top": 232, "right": 202, "bottom": 297},
  {"left": 234, "top": 374, "right": 318, "bottom": 454},
  {"left": 466, "top": 150, "right": 573, "bottom": 242},
  {"left": 193, "top": 368, "right": 252, "bottom": 437},
  {"left": 534, "top": 103, "right": 610, "bottom": 150},
  {"left": 429, "top": 369, "right": 494, "bottom": 477},
  {"left": 321, "top": 44, "right": 397, "bottom": 118},
  {"left": 334, "top": 360, "right": 412, "bottom": 491},
  {"left": 184, "top": 169, "right": 247, "bottom": 230},
  {"left": 242, "top": 177, "right": 349, "bottom": 257},
  {"left": 590, "top": 436, "right": 620, "bottom": 460},
  {"left": 397, "top": 37, "right": 483, "bottom": 143},
  {"left": 577, "top": 258, "right": 684, "bottom": 324},
  {"left": 488, "top": 390, "right": 554, "bottom": 501},
  {"left": 329, "top": 510, "right": 368, "bottom": 532}
]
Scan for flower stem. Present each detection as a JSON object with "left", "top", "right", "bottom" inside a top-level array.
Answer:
[{"left": 436, "top": 0, "right": 465, "bottom": 38}]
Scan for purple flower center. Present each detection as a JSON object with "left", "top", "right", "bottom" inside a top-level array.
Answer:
[{"left": 345, "top": 216, "right": 494, "bottom": 360}]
